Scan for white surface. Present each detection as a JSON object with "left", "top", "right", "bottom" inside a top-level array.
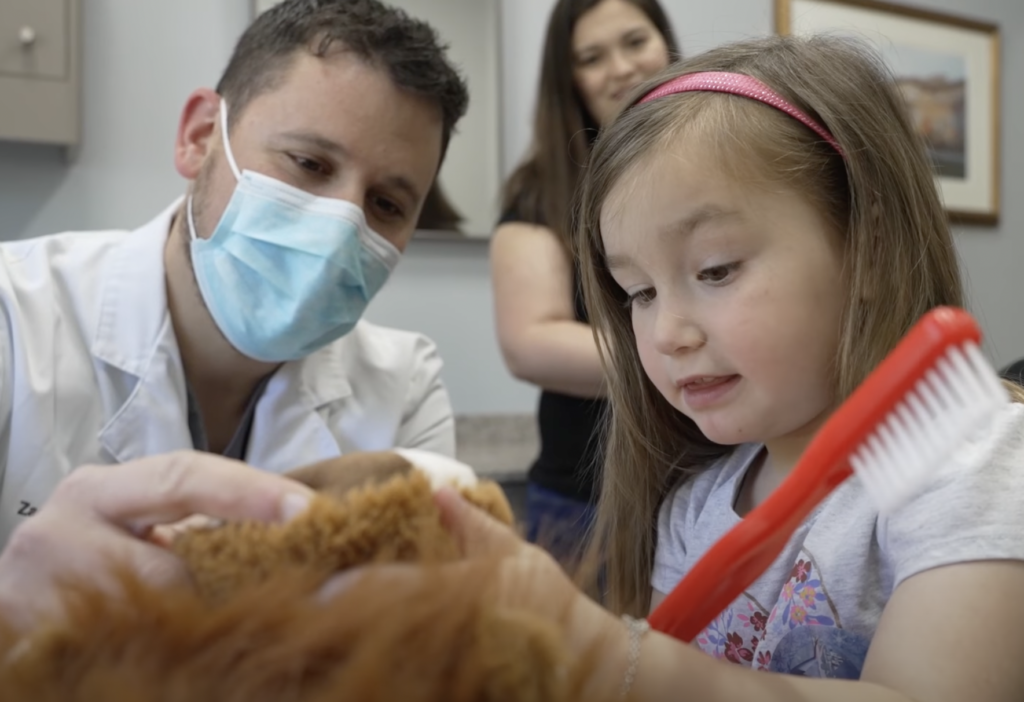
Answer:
[{"left": 396, "top": 447, "right": 479, "bottom": 488}]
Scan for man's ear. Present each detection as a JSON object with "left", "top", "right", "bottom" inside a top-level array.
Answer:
[{"left": 174, "top": 88, "right": 222, "bottom": 180}]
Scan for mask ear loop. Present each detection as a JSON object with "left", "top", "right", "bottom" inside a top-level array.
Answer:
[
  {"left": 219, "top": 98, "right": 243, "bottom": 180},
  {"left": 187, "top": 97, "right": 240, "bottom": 242},
  {"left": 186, "top": 197, "right": 199, "bottom": 242}
]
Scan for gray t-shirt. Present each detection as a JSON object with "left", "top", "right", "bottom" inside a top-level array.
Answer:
[{"left": 653, "top": 401, "right": 1024, "bottom": 678}]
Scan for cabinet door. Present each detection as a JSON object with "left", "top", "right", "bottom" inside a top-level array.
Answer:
[
  {"left": 0, "top": 0, "right": 77, "bottom": 146},
  {"left": 0, "top": 0, "right": 67, "bottom": 80}
]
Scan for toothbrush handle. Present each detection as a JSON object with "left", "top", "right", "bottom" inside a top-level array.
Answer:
[{"left": 648, "top": 459, "right": 852, "bottom": 642}]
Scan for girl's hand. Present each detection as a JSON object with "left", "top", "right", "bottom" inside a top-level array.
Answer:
[
  {"left": 433, "top": 487, "right": 631, "bottom": 691},
  {"left": 433, "top": 486, "right": 603, "bottom": 617},
  {"left": 318, "top": 486, "right": 632, "bottom": 697}
]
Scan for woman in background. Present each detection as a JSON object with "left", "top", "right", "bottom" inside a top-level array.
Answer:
[{"left": 490, "top": 0, "right": 679, "bottom": 564}]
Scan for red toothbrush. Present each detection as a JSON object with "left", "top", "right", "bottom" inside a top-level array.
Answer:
[{"left": 648, "top": 307, "right": 1008, "bottom": 643}]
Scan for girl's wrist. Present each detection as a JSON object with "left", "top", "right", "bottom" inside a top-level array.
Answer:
[{"left": 563, "top": 598, "right": 634, "bottom": 699}]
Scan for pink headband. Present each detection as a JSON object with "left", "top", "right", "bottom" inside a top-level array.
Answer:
[{"left": 638, "top": 71, "right": 844, "bottom": 157}]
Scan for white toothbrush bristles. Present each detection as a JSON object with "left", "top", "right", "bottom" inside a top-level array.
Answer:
[{"left": 849, "top": 342, "right": 1008, "bottom": 514}]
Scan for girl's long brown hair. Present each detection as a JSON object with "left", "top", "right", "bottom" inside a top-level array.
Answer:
[
  {"left": 500, "top": 0, "right": 679, "bottom": 246},
  {"left": 575, "top": 35, "right": 1020, "bottom": 616}
]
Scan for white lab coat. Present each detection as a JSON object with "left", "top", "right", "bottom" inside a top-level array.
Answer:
[{"left": 0, "top": 201, "right": 455, "bottom": 545}]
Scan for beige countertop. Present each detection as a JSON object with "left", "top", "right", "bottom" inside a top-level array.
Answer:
[{"left": 454, "top": 414, "right": 536, "bottom": 482}]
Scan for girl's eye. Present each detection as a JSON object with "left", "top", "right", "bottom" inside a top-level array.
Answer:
[
  {"left": 697, "top": 262, "right": 740, "bottom": 285},
  {"left": 625, "top": 287, "right": 655, "bottom": 308},
  {"left": 627, "top": 35, "right": 648, "bottom": 49}
]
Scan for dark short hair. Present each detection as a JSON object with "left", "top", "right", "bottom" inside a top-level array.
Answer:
[{"left": 215, "top": 0, "right": 469, "bottom": 156}]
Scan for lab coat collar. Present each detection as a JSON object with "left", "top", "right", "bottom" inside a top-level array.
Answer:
[
  {"left": 92, "top": 198, "right": 193, "bottom": 462},
  {"left": 296, "top": 338, "right": 354, "bottom": 410},
  {"left": 92, "top": 199, "right": 352, "bottom": 465},
  {"left": 91, "top": 198, "right": 183, "bottom": 376},
  {"left": 244, "top": 344, "right": 353, "bottom": 472}
]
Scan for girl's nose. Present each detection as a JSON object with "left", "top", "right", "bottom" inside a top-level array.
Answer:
[{"left": 651, "top": 302, "right": 705, "bottom": 356}]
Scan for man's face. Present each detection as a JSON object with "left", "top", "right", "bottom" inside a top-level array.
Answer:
[{"left": 193, "top": 51, "right": 444, "bottom": 252}]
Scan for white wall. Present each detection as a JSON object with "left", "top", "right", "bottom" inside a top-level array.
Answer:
[
  {"left": 387, "top": 0, "right": 503, "bottom": 237},
  {"left": 0, "top": 2, "right": 249, "bottom": 237},
  {"left": 1, "top": 0, "right": 1023, "bottom": 416}
]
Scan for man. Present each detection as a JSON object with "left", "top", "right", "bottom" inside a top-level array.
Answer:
[{"left": 0, "top": 0, "right": 468, "bottom": 623}]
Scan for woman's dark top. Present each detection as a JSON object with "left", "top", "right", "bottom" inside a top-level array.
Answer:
[
  {"left": 498, "top": 206, "right": 607, "bottom": 503},
  {"left": 1001, "top": 359, "right": 1024, "bottom": 386}
]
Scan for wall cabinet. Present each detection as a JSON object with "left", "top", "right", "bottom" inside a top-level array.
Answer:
[{"left": 0, "top": 0, "right": 79, "bottom": 147}]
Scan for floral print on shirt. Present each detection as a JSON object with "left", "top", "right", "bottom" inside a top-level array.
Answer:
[{"left": 695, "top": 548, "right": 870, "bottom": 678}]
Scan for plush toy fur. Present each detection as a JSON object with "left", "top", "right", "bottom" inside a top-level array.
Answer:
[
  {"left": 176, "top": 450, "right": 514, "bottom": 605},
  {"left": 0, "top": 451, "right": 602, "bottom": 701}
]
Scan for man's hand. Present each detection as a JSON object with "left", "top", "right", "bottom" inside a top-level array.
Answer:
[{"left": 0, "top": 451, "right": 314, "bottom": 630}]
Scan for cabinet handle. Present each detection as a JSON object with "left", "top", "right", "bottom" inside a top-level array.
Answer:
[{"left": 18, "top": 26, "right": 37, "bottom": 47}]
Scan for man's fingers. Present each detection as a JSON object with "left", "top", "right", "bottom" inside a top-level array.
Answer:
[
  {"left": 0, "top": 520, "right": 191, "bottom": 631},
  {"left": 0, "top": 451, "right": 315, "bottom": 632},
  {"left": 54, "top": 452, "right": 315, "bottom": 531},
  {"left": 316, "top": 563, "right": 418, "bottom": 603},
  {"left": 107, "top": 539, "right": 191, "bottom": 590},
  {"left": 434, "top": 487, "right": 523, "bottom": 558},
  {"left": 147, "top": 514, "right": 223, "bottom": 548}
]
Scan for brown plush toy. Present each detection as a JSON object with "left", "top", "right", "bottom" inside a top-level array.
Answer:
[{"left": 0, "top": 450, "right": 598, "bottom": 702}]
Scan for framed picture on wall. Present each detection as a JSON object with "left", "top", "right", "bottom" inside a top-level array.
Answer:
[{"left": 776, "top": 0, "right": 1000, "bottom": 225}]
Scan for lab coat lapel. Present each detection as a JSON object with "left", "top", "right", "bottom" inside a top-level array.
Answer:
[
  {"left": 244, "top": 344, "right": 352, "bottom": 473},
  {"left": 92, "top": 200, "right": 194, "bottom": 463}
]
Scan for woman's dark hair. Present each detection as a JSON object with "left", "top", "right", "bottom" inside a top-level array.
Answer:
[{"left": 416, "top": 182, "right": 465, "bottom": 232}]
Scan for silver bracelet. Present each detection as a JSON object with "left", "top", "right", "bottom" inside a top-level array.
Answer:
[{"left": 620, "top": 614, "right": 651, "bottom": 698}]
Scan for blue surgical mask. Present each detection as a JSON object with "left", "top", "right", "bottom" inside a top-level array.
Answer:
[{"left": 186, "top": 100, "right": 400, "bottom": 363}]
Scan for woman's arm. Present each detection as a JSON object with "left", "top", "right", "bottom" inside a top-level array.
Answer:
[{"left": 490, "top": 221, "right": 606, "bottom": 398}]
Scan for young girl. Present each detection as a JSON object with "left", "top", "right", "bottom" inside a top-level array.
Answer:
[{"left": 440, "top": 33, "right": 1024, "bottom": 700}]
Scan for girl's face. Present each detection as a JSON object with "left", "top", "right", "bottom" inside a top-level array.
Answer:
[
  {"left": 571, "top": 0, "right": 671, "bottom": 127},
  {"left": 600, "top": 139, "right": 847, "bottom": 456}
]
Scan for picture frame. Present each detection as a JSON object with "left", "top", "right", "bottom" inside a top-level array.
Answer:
[{"left": 775, "top": 0, "right": 1000, "bottom": 225}]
